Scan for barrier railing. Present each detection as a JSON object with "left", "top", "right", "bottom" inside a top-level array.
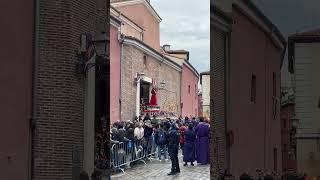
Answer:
[{"left": 110, "top": 135, "right": 157, "bottom": 173}]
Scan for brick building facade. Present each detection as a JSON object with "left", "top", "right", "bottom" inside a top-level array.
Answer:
[
  {"left": 33, "top": 0, "right": 109, "bottom": 179},
  {"left": 120, "top": 38, "right": 182, "bottom": 120},
  {"left": 0, "top": 0, "right": 109, "bottom": 179},
  {"left": 211, "top": 3, "right": 232, "bottom": 178},
  {"left": 111, "top": 0, "right": 199, "bottom": 120}
]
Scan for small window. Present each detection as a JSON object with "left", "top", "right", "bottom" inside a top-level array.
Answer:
[
  {"left": 143, "top": 55, "right": 147, "bottom": 67},
  {"left": 251, "top": 75, "right": 256, "bottom": 103},
  {"left": 273, "top": 72, "right": 276, "bottom": 97},
  {"left": 188, "top": 85, "right": 191, "bottom": 94}
]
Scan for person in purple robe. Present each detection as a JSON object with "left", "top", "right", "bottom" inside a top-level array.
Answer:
[
  {"left": 183, "top": 123, "right": 196, "bottom": 166},
  {"left": 195, "top": 117, "right": 210, "bottom": 165}
]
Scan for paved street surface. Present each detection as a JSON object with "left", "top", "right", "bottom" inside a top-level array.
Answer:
[{"left": 111, "top": 152, "right": 210, "bottom": 180}]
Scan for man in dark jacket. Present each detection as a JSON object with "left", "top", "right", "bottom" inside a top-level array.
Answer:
[
  {"left": 115, "top": 123, "right": 129, "bottom": 143},
  {"left": 154, "top": 124, "right": 168, "bottom": 161},
  {"left": 167, "top": 123, "right": 180, "bottom": 175}
]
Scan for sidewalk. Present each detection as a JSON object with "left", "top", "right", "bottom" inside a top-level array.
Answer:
[{"left": 111, "top": 152, "right": 210, "bottom": 180}]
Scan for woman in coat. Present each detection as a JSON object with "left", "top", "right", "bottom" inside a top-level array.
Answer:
[{"left": 183, "top": 123, "right": 196, "bottom": 166}]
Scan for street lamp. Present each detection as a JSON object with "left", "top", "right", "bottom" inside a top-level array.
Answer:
[
  {"left": 92, "top": 31, "right": 109, "bottom": 60},
  {"left": 159, "top": 80, "right": 166, "bottom": 89},
  {"left": 135, "top": 72, "right": 145, "bottom": 83},
  {"left": 77, "top": 32, "right": 109, "bottom": 75}
]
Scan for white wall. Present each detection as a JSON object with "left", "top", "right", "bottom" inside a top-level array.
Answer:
[
  {"left": 201, "top": 74, "right": 210, "bottom": 118},
  {"left": 295, "top": 43, "right": 320, "bottom": 135},
  {"left": 295, "top": 42, "right": 320, "bottom": 176}
]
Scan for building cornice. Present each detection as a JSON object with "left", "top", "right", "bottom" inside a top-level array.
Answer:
[
  {"left": 233, "top": 0, "right": 286, "bottom": 50},
  {"left": 183, "top": 60, "right": 199, "bottom": 78},
  {"left": 199, "top": 72, "right": 210, "bottom": 84},
  {"left": 110, "top": 6, "right": 144, "bottom": 33},
  {"left": 111, "top": 0, "right": 162, "bottom": 23},
  {"left": 163, "top": 53, "right": 199, "bottom": 78},
  {"left": 211, "top": 5, "right": 232, "bottom": 32},
  {"left": 123, "top": 37, "right": 182, "bottom": 72},
  {"left": 110, "top": 15, "right": 121, "bottom": 28}
]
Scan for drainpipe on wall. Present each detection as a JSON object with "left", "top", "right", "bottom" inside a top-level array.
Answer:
[
  {"left": 119, "top": 32, "right": 124, "bottom": 121},
  {"left": 180, "top": 65, "right": 182, "bottom": 116},
  {"left": 263, "top": 30, "right": 268, "bottom": 170},
  {"left": 30, "top": 0, "right": 40, "bottom": 178}
]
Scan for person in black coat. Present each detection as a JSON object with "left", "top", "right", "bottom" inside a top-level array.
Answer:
[
  {"left": 167, "top": 123, "right": 180, "bottom": 175},
  {"left": 115, "top": 123, "right": 129, "bottom": 143},
  {"left": 143, "top": 121, "right": 153, "bottom": 154}
]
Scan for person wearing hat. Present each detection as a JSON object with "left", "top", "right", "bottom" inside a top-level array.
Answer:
[{"left": 167, "top": 122, "right": 180, "bottom": 175}]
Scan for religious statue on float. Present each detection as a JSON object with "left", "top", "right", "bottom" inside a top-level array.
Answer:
[{"left": 149, "top": 88, "right": 157, "bottom": 106}]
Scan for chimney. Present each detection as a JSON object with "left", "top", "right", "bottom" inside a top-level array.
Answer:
[{"left": 163, "top": 44, "right": 170, "bottom": 51}]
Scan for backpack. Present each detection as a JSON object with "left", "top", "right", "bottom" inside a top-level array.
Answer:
[{"left": 158, "top": 130, "right": 166, "bottom": 144}]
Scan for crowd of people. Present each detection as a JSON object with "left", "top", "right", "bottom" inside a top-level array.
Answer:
[{"left": 109, "top": 113, "right": 210, "bottom": 176}]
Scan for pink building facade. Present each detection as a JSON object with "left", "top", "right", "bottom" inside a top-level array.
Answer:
[
  {"left": 110, "top": 16, "right": 121, "bottom": 123},
  {"left": 227, "top": 1, "right": 286, "bottom": 176},
  {"left": 0, "top": 0, "right": 34, "bottom": 179},
  {"left": 181, "top": 62, "right": 199, "bottom": 118}
]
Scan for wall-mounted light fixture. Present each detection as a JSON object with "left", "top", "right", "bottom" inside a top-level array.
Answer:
[
  {"left": 159, "top": 80, "right": 166, "bottom": 89},
  {"left": 77, "top": 32, "right": 109, "bottom": 78},
  {"left": 93, "top": 32, "right": 109, "bottom": 59},
  {"left": 135, "top": 72, "right": 145, "bottom": 84}
]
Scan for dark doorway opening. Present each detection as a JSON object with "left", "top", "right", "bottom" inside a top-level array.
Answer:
[
  {"left": 140, "top": 81, "right": 151, "bottom": 105},
  {"left": 94, "top": 63, "right": 109, "bottom": 170}
]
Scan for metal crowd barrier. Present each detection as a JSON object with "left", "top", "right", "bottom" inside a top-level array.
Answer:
[{"left": 110, "top": 135, "right": 157, "bottom": 173}]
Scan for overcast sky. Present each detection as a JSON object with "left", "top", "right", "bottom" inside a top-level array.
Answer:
[
  {"left": 150, "top": 0, "right": 320, "bottom": 82},
  {"left": 151, "top": 0, "right": 210, "bottom": 74},
  {"left": 252, "top": 0, "right": 320, "bottom": 87}
]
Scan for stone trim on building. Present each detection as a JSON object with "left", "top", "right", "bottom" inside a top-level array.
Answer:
[
  {"left": 111, "top": 0, "right": 162, "bottom": 22},
  {"left": 123, "top": 37, "right": 182, "bottom": 72}
]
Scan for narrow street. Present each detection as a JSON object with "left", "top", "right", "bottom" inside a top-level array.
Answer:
[{"left": 111, "top": 152, "right": 210, "bottom": 180}]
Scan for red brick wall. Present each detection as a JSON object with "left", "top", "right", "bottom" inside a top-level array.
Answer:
[
  {"left": 32, "top": 0, "right": 109, "bottom": 179},
  {"left": 0, "top": 0, "right": 34, "bottom": 179}
]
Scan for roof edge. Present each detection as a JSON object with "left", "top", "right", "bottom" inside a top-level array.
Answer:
[
  {"left": 123, "top": 36, "right": 182, "bottom": 71},
  {"left": 234, "top": 0, "right": 286, "bottom": 47},
  {"left": 211, "top": 4, "right": 233, "bottom": 23}
]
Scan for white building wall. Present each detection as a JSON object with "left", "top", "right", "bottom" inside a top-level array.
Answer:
[
  {"left": 201, "top": 74, "right": 210, "bottom": 118},
  {"left": 295, "top": 43, "right": 320, "bottom": 135},
  {"left": 294, "top": 42, "right": 320, "bottom": 176}
]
